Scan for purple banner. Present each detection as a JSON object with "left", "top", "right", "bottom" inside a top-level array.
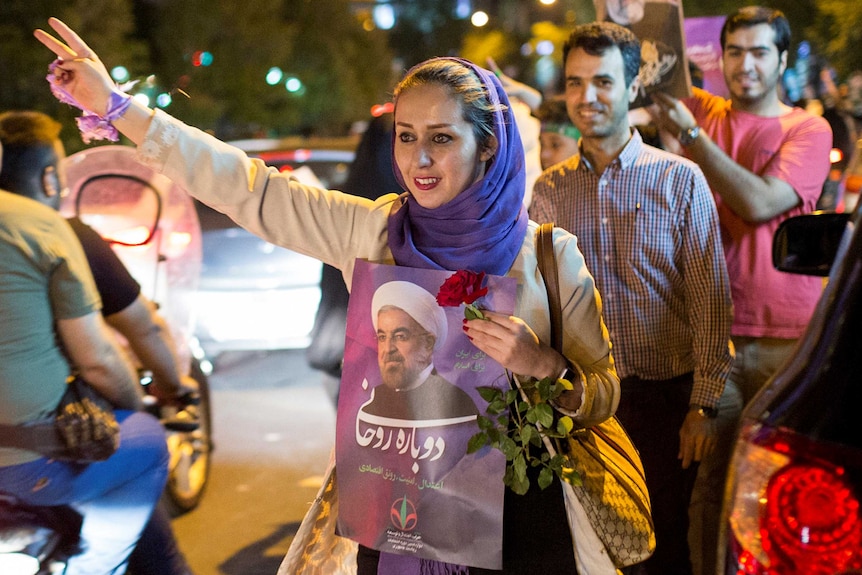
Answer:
[
  {"left": 335, "top": 260, "right": 516, "bottom": 569},
  {"left": 684, "top": 16, "right": 729, "bottom": 98}
]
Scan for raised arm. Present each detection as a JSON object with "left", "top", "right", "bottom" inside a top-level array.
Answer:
[
  {"left": 486, "top": 57, "right": 543, "bottom": 113},
  {"left": 651, "top": 91, "right": 800, "bottom": 222}
]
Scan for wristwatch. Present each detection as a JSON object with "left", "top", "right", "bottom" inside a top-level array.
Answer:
[
  {"left": 679, "top": 125, "right": 700, "bottom": 147},
  {"left": 690, "top": 404, "right": 718, "bottom": 419}
]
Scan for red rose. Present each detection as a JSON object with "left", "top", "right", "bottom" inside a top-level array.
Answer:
[{"left": 436, "top": 270, "right": 488, "bottom": 307}]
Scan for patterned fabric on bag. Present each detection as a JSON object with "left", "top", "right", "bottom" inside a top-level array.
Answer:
[
  {"left": 564, "top": 416, "right": 655, "bottom": 567},
  {"left": 279, "top": 464, "right": 357, "bottom": 575}
]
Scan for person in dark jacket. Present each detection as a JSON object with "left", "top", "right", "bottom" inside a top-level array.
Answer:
[{"left": 306, "top": 110, "right": 402, "bottom": 405}]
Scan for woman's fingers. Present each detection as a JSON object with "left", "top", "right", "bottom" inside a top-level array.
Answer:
[
  {"left": 49, "top": 17, "right": 96, "bottom": 58},
  {"left": 463, "top": 312, "right": 507, "bottom": 353},
  {"left": 465, "top": 311, "right": 542, "bottom": 369},
  {"left": 34, "top": 18, "right": 95, "bottom": 61},
  {"left": 33, "top": 28, "right": 76, "bottom": 60}
]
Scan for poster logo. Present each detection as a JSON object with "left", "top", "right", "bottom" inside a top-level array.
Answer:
[{"left": 390, "top": 495, "right": 418, "bottom": 531}]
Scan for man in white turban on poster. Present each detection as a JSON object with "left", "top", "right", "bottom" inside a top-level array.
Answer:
[{"left": 362, "top": 280, "right": 478, "bottom": 422}]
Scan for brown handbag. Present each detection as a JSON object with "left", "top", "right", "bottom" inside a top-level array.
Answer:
[
  {"left": 0, "top": 375, "right": 119, "bottom": 463},
  {"left": 536, "top": 222, "right": 656, "bottom": 568}
]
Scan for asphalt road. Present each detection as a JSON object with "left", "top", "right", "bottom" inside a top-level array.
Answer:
[{"left": 171, "top": 349, "right": 336, "bottom": 575}]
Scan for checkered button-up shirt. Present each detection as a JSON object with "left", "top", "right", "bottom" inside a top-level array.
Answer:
[{"left": 530, "top": 130, "right": 732, "bottom": 408}]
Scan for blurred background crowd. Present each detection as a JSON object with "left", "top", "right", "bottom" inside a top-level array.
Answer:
[{"left": 1, "top": 0, "right": 859, "bottom": 156}]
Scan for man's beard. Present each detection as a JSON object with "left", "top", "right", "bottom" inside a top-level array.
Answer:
[
  {"left": 381, "top": 357, "right": 406, "bottom": 389},
  {"left": 729, "top": 66, "right": 781, "bottom": 105}
]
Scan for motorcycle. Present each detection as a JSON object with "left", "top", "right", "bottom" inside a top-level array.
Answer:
[{"left": 0, "top": 146, "right": 213, "bottom": 574}]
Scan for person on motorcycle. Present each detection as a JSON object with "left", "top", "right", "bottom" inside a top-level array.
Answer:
[
  {"left": 0, "top": 146, "right": 169, "bottom": 575},
  {"left": 0, "top": 113, "right": 195, "bottom": 575},
  {"left": 0, "top": 110, "right": 197, "bottom": 408}
]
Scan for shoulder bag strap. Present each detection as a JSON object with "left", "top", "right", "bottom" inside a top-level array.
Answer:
[
  {"left": 536, "top": 222, "right": 563, "bottom": 353},
  {"left": 535, "top": 222, "right": 642, "bottom": 469}
]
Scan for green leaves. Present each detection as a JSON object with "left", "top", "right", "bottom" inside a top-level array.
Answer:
[
  {"left": 526, "top": 402, "right": 554, "bottom": 428},
  {"left": 464, "top": 303, "right": 486, "bottom": 321},
  {"left": 470, "top": 375, "right": 582, "bottom": 494}
]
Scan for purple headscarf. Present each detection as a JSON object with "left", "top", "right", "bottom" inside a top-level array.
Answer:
[{"left": 387, "top": 57, "right": 529, "bottom": 277}]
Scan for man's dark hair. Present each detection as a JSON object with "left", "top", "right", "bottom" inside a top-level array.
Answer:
[
  {"left": 536, "top": 98, "right": 572, "bottom": 126},
  {"left": 0, "top": 111, "right": 61, "bottom": 200},
  {"left": 562, "top": 22, "right": 641, "bottom": 87},
  {"left": 720, "top": 6, "right": 791, "bottom": 57}
]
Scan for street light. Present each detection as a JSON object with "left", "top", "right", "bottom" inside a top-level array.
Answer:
[
  {"left": 285, "top": 76, "right": 304, "bottom": 94},
  {"left": 373, "top": 4, "right": 395, "bottom": 30},
  {"left": 266, "top": 67, "right": 284, "bottom": 86},
  {"left": 111, "top": 66, "right": 130, "bottom": 83},
  {"left": 471, "top": 10, "right": 489, "bottom": 27}
]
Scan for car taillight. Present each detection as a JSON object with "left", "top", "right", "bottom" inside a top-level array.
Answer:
[{"left": 727, "top": 423, "right": 862, "bottom": 574}]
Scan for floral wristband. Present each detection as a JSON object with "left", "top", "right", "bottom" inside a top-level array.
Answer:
[
  {"left": 46, "top": 59, "right": 133, "bottom": 143},
  {"left": 75, "top": 90, "right": 133, "bottom": 144}
]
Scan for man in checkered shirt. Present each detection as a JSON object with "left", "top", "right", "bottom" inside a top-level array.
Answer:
[{"left": 530, "top": 22, "right": 733, "bottom": 575}]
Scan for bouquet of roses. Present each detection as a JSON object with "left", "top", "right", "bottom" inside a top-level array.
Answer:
[{"left": 436, "top": 270, "right": 581, "bottom": 495}]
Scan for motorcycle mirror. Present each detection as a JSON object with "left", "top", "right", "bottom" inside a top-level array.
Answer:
[
  {"left": 75, "top": 174, "right": 162, "bottom": 247},
  {"left": 772, "top": 211, "right": 851, "bottom": 277}
]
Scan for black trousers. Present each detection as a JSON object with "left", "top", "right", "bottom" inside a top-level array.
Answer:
[{"left": 614, "top": 372, "right": 698, "bottom": 575}]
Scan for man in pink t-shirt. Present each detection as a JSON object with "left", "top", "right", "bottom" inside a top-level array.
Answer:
[{"left": 651, "top": 6, "right": 832, "bottom": 575}]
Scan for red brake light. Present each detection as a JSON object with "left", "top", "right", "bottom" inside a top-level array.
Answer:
[
  {"left": 763, "top": 463, "right": 861, "bottom": 573},
  {"left": 727, "top": 425, "right": 862, "bottom": 574}
]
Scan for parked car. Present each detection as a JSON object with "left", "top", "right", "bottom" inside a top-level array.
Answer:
[
  {"left": 720, "top": 204, "right": 862, "bottom": 574},
  {"left": 193, "top": 138, "right": 356, "bottom": 360}
]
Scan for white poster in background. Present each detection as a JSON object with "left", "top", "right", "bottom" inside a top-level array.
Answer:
[{"left": 593, "top": 0, "right": 693, "bottom": 107}]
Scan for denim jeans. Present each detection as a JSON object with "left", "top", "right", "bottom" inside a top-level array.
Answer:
[
  {"left": 128, "top": 501, "right": 194, "bottom": 575},
  {"left": 0, "top": 410, "right": 169, "bottom": 575}
]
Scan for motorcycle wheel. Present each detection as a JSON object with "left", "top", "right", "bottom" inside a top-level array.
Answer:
[{"left": 162, "top": 357, "right": 213, "bottom": 517}]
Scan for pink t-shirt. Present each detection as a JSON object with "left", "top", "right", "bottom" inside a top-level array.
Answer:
[{"left": 686, "top": 88, "right": 833, "bottom": 338}]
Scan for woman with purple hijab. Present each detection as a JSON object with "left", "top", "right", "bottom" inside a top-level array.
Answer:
[{"left": 35, "top": 18, "right": 620, "bottom": 574}]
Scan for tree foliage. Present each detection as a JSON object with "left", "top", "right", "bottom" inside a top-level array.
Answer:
[
  {"left": 140, "top": 0, "right": 394, "bottom": 139},
  {"left": 388, "top": 0, "right": 473, "bottom": 65},
  {"left": 803, "top": 0, "right": 862, "bottom": 79},
  {"left": 139, "top": 0, "right": 295, "bottom": 138},
  {"left": 0, "top": 0, "right": 394, "bottom": 147},
  {"left": 3, "top": 0, "right": 858, "bottom": 149},
  {"left": 276, "top": 0, "right": 396, "bottom": 137}
]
